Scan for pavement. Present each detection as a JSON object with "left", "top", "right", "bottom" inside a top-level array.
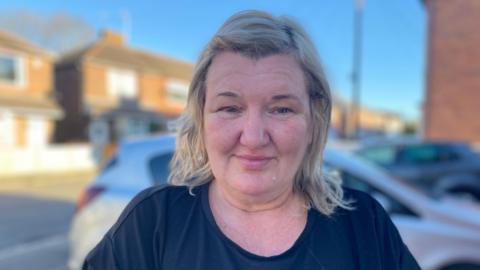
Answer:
[
  {"left": 0, "top": 170, "right": 95, "bottom": 270},
  {"left": 0, "top": 170, "right": 96, "bottom": 193}
]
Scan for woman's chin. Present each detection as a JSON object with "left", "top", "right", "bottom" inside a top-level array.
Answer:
[{"left": 227, "top": 177, "right": 279, "bottom": 198}]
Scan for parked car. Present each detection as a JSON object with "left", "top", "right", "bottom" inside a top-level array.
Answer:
[
  {"left": 355, "top": 139, "right": 480, "bottom": 201},
  {"left": 69, "top": 135, "right": 480, "bottom": 270}
]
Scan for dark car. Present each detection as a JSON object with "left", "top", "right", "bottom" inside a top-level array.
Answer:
[{"left": 355, "top": 140, "right": 480, "bottom": 201}]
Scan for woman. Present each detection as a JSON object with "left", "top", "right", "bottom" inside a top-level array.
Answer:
[{"left": 83, "top": 10, "right": 420, "bottom": 270}]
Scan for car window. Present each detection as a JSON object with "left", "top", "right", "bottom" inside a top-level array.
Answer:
[
  {"left": 437, "top": 145, "right": 461, "bottom": 161},
  {"left": 358, "top": 146, "right": 396, "bottom": 166},
  {"left": 339, "top": 171, "right": 418, "bottom": 217},
  {"left": 149, "top": 152, "right": 174, "bottom": 185},
  {"left": 398, "top": 145, "right": 440, "bottom": 164}
]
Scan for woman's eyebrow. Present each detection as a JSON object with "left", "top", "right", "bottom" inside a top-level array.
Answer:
[
  {"left": 213, "top": 92, "right": 302, "bottom": 102},
  {"left": 216, "top": 91, "right": 239, "bottom": 98},
  {"left": 271, "top": 94, "right": 301, "bottom": 102}
]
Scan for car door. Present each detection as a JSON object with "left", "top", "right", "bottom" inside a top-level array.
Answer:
[{"left": 394, "top": 144, "right": 448, "bottom": 189}]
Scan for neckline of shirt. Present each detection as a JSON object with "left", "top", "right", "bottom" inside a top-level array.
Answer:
[{"left": 199, "top": 182, "right": 318, "bottom": 261}]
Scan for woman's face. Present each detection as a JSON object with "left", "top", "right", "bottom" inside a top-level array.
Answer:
[{"left": 203, "top": 52, "right": 312, "bottom": 202}]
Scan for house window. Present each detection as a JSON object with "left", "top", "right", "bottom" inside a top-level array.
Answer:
[
  {"left": 0, "top": 53, "right": 25, "bottom": 86},
  {"left": 107, "top": 69, "right": 138, "bottom": 98},
  {"left": 166, "top": 80, "right": 188, "bottom": 105}
]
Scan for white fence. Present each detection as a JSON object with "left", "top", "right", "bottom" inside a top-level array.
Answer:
[{"left": 0, "top": 144, "right": 96, "bottom": 177}]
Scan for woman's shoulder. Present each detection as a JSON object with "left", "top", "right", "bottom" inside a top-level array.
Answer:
[
  {"left": 326, "top": 187, "right": 395, "bottom": 235},
  {"left": 107, "top": 184, "right": 204, "bottom": 237},
  {"left": 127, "top": 184, "right": 195, "bottom": 207},
  {"left": 334, "top": 188, "right": 410, "bottom": 252},
  {"left": 84, "top": 184, "right": 208, "bottom": 269},
  {"left": 317, "top": 188, "right": 421, "bottom": 269},
  {"left": 338, "top": 187, "right": 386, "bottom": 217},
  {"left": 123, "top": 184, "right": 194, "bottom": 212}
]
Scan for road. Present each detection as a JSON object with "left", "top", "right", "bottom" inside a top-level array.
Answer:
[{"left": 0, "top": 175, "right": 91, "bottom": 270}]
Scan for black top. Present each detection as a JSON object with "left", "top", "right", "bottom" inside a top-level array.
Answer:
[{"left": 83, "top": 184, "right": 421, "bottom": 270}]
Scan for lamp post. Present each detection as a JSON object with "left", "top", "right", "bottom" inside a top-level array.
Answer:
[{"left": 351, "top": 0, "right": 363, "bottom": 139}]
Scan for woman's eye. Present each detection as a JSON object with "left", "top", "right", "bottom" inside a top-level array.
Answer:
[
  {"left": 272, "top": 107, "right": 294, "bottom": 114},
  {"left": 218, "top": 106, "right": 241, "bottom": 113}
]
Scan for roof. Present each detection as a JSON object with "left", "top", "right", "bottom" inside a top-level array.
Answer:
[
  {"left": 56, "top": 39, "right": 193, "bottom": 81},
  {"left": 0, "top": 93, "right": 63, "bottom": 118},
  {"left": 0, "top": 30, "right": 52, "bottom": 57}
]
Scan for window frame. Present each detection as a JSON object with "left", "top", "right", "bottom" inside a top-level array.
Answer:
[
  {"left": 106, "top": 68, "right": 138, "bottom": 99},
  {"left": 0, "top": 52, "right": 26, "bottom": 87},
  {"left": 165, "top": 80, "right": 189, "bottom": 105}
]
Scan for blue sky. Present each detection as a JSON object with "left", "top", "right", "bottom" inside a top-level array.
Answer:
[{"left": 0, "top": 0, "right": 426, "bottom": 121}]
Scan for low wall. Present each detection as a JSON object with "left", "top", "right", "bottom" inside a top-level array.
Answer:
[{"left": 0, "top": 144, "right": 96, "bottom": 178}]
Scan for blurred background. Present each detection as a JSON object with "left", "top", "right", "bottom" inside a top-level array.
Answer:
[{"left": 1, "top": 0, "right": 480, "bottom": 270}]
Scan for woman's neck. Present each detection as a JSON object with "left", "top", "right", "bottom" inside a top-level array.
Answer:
[
  {"left": 208, "top": 180, "right": 308, "bottom": 256},
  {"left": 209, "top": 179, "right": 304, "bottom": 213}
]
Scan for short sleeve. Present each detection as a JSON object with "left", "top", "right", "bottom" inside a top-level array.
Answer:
[
  {"left": 82, "top": 236, "right": 121, "bottom": 270},
  {"left": 342, "top": 188, "right": 422, "bottom": 270},
  {"left": 371, "top": 196, "right": 421, "bottom": 270},
  {"left": 82, "top": 186, "right": 169, "bottom": 270}
]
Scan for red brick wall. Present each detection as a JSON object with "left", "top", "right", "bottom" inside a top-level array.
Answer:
[
  {"left": 424, "top": 0, "right": 480, "bottom": 145},
  {"left": 83, "top": 62, "right": 109, "bottom": 99}
]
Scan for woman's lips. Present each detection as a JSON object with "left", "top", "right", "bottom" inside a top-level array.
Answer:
[{"left": 234, "top": 155, "right": 274, "bottom": 170}]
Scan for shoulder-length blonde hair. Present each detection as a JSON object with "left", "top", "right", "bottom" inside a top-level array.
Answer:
[{"left": 168, "top": 10, "right": 350, "bottom": 215}]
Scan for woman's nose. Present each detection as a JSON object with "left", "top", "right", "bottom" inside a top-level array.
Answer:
[{"left": 239, "top": 111, "right": 270, "bottom": 148}]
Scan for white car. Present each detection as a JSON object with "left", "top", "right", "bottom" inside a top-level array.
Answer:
[{"left": 69, "top": 135, "right": 480, "bottom": 270}]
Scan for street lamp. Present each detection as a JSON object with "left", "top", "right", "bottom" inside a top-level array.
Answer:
[{"left": 351, "top": 0, "right": 363, "bottom": 139}]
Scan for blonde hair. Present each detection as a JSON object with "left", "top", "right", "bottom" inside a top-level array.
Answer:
[{"left": 168, "top": 10, "right": 350, "bottom": 215}]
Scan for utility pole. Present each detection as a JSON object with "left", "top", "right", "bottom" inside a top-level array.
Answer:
[{"left": 350, "top": 0, "right": 363, "bottom": 139}]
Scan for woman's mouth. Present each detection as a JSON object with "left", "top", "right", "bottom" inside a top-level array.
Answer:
[{"left": 234, "top": 155, "right": 274, "bottom": 170}]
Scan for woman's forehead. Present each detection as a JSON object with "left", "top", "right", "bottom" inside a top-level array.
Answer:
[
  {"left": 207, "top": 52, "right": 302, "bottom": 78},
  {"left": 205, "top": 52, "right": 307, "bottom": 97}
]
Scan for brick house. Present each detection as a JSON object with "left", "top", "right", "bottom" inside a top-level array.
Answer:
[
  {"left": 423, "top": 0, "right": 480, "bottom": 145},
  {"left": 0, "top": 30, "right": 62, "bottom": 149},
  {"left": 330, "top": 92, "right": 405, "bottom": 138},
  {"left": 357, "top": 107, "right": 404, "bottom": 135},
  {"left": 54, "top": 31, "right": 193, "bottom": 147}
]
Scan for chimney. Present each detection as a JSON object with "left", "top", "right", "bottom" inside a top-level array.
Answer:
[{"left": 100, "top": 30, "right": 124, "bottom": 46}]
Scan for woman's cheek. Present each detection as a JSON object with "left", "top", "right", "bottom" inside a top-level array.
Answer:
[
  {"left": 274, "top": 118, "right": 309, "bottom": 142},
  {"left": 205, "top": 116, "right": 239, "bottom": 151}
]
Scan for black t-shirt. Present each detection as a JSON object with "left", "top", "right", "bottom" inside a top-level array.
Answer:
[{"left": 83, "top": 184, "right": 421, "bottom": 270}]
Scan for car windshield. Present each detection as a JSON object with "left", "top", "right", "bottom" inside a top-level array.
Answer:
[{"left": 149, "top": 152, "right": 174, "bottom": 185}]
